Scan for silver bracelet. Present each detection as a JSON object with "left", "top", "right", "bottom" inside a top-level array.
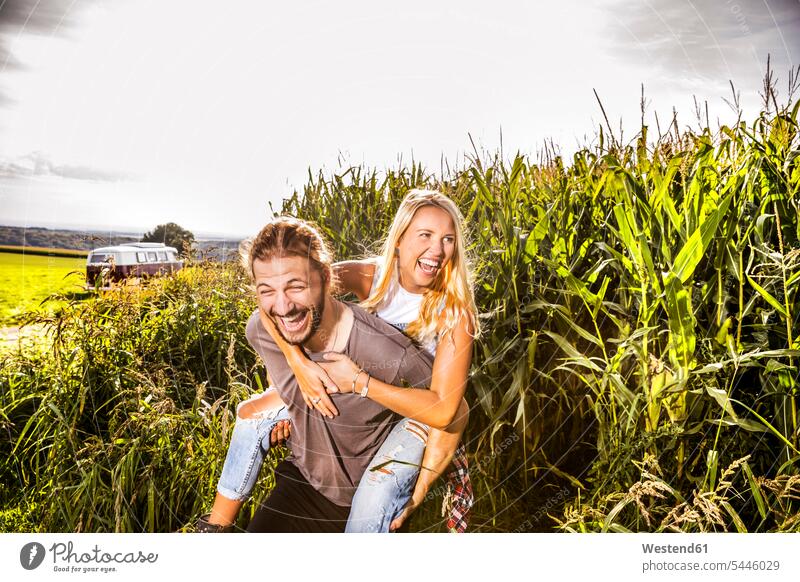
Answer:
[
  {"left": 360, "top": 373, "right": 371, "bottom": 398},
  {"left": 351, "top": 368, "right": 365, "bottom": 395}
]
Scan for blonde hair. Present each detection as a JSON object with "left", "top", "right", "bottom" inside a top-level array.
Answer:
[
  {"left": 361, "top": 189, "right": 480, "bottom": 347},
  {"left": 239, "top": 216, "right": 335, "bottom": 290}
]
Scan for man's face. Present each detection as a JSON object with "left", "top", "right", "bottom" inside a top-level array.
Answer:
[{"left": 253, "top": 255, "right": 326, "bottom": 345}]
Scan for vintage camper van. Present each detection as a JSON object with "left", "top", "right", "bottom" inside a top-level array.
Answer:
[{"left": 86, "top": 242, "right": 183, "bottom": 287}]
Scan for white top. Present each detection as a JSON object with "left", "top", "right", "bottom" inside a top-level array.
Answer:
[{"left": 368, "top": 260, "right": 442, "bottom": 357}]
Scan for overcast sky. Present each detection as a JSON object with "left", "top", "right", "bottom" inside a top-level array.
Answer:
[{"left": 1, "top": 0, "right": 798, "bottom": 237}]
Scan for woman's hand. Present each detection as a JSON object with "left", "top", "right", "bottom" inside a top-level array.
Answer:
[
  {"left": 258, "top": 307, "right": 340, "bottom": 417},
  {"left": 294, "top": 358, "right": 341, "bottom": 417},
  {"left": 317, "top": 352, "right": 363, "bottom": 394},
  {"left": 389, "top": 491, "right": 424, "bottom": 531}
]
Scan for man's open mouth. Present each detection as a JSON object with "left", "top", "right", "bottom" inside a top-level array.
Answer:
[
  {"left": 417, "top": 258, "right": 441, "bottom": 276},
  {"left": 276, "top": 310, "right": 309, "bottom": 333}
]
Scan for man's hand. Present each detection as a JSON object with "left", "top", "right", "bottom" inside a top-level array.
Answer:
[{"left": 270, "top": 420, "right": 292, "bottom": 446}]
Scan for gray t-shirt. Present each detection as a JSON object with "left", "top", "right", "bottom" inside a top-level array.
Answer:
[{"left": 245, "top": 302, "right": 434, "bottom": 506}]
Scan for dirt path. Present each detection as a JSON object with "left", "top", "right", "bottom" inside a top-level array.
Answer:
[
  {"left": 0, "top": 324, "right": 49, "bottom": 351},
  {"left": 0, "top": 326, "right": 21, "bottom": 343}
]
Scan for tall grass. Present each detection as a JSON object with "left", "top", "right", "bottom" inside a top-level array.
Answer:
[
  {"left": 1, "top": 80, "right": 798, "bottom": 532},
  {"left": 0, "top": 266, "right": 284, "bottom": 531},
  {"left": 282, "top": 80, "right": 800, "bottom": 532}
]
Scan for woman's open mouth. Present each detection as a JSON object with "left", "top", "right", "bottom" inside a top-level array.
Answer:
[
  {"left": 417, "top": 258, "right": 441, "bottom": 277},
  {"left": 276, "top": 310, "right": 309, "bottom": 333}
]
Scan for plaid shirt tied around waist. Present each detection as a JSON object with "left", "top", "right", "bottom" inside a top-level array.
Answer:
[{"left": 442, "top": 441, "right": 473, "bottom": 533}]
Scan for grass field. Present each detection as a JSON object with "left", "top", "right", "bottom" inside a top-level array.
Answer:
[
  {"left": 0, "top": 245, "right": 88, "bottom": 258},
  {"left": 0, "top": 250, "right": 87, "bottom": 325}
]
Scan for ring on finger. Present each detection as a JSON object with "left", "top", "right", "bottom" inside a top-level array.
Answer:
[{"left": 312, "top": 397, "right": 321, "bottom": 404}]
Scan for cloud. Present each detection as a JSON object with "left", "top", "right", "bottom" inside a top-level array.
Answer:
[
  {"left": 0, "top": 0, "right": 87, "bottom": 103},
  {"left": 605, "top": 0, "right": 800, "bottom": 85},
  {"left": 0, "top": 0, "right": 84, "bottom": 68},
  {"left": 0, "top": 151, "right": 133, "bottom": 182}
]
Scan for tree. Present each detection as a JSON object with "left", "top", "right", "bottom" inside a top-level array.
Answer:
[{"left": 141, "top": 222, "right": 195, "bottom": 256}]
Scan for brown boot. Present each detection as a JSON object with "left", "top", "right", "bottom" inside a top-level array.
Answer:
[{"left": 196, "top": 513, "right": 234, "bottom": 533}]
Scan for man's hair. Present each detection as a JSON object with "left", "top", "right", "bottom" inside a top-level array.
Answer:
[{"left": 239, "top": 216, "right": 335, "bottom": 286}]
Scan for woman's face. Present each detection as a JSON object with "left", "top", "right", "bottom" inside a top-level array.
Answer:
[{"left": 395, "top": 205, "right": 456, "bottom": 294}]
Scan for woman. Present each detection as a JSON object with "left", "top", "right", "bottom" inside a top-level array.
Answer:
[{"left": 200, "top": 189, "right": 479, "bottom": 532}]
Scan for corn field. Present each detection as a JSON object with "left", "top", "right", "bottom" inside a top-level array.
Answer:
[{"left": 1, "top": 89, "right": 799, "bottom": 532}]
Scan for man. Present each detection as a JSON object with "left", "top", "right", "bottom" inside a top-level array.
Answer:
[{"left": 240, "top": 217, "right": 433, "bottom": 532}]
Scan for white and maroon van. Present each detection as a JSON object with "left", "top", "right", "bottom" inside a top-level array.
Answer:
[{"left": 86, "top": 242, "right": 183, "bottom": 287}]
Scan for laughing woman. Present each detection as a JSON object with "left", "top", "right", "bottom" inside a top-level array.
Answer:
[{"left": 199, "top": 189, "right": 479, "bottom": 533}]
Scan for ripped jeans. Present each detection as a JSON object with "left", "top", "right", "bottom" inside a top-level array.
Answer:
[
  {"left": 216, "top": 389, "right": 292, "bottom": 502},
  {"left": 344, "top": 415, "right": 428, "bottom": 532},
  {"left": 216, "top": 388, "right": 428, "bottom": 533}
]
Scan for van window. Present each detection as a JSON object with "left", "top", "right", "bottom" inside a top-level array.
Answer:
[
  {"left": 147, "top": 252, "right": 158, "bottom": 262},
  {"left": 157, "top": 252, "right": 167, "bottom": 261},
  {"left": 136, "top": 252, "right": 146, "bottom": 263},
  {"left": 89, "top": 253, "right": 112, "bottom": 264}
]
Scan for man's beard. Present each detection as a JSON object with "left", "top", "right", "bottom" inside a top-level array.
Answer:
[{"left": 270, "top": 297, "right": 324, "bottom": 346}]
